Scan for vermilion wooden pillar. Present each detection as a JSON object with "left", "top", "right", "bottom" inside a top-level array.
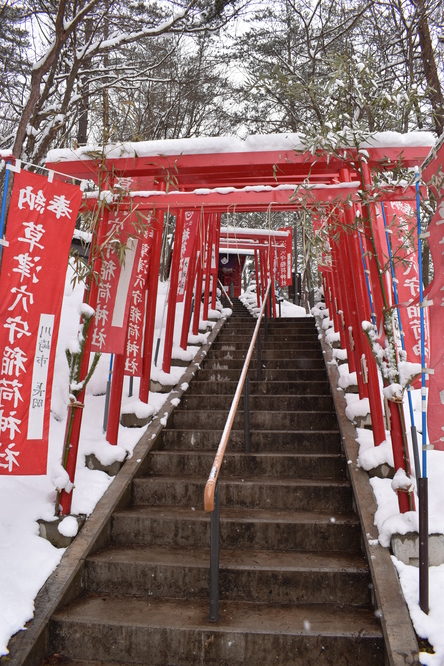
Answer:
[
  {"left": 359, "top": 160, "right": 414, "bottom": 512},
  {"left": 106, "top": 350, "right": 126, "bottom": 445},
  {"left": 255, "top": 249, "right": 262, "bottom": 307},
  {"left": 211, "top": 214, "right": 221, "bottom": 310},
  {"left": 180, "top": 229, "right": 199, "bottom": 349},
  {"left": 162, "top": 210, "right": 185, "bottom": 373},
  {"left": 260, "top": 248, "right": 267, "bottom": 310},
  {"left": 337, "top": 217, "right": 369, "bottom": 398},
  {"left": 203, "top": 213, "right": 214, "bottom": 321},
  {"left": 59, "top": 193, "right": 113, "bottom": 515},
  {"left": 270, "top": 246, "right": 277, "bottom": 318},
  {"left": 329, "top": 221, "right": 357, "bottom": 374},
  {"left": 340, "top": 168, "right": 386, "bottom": 445},
  {"left": 359, "top": 161, "right": 387, "bottom": 325},
  {"left": 192, "top": 216, "right": 206, "bottom": 336},
  {"left": 140, "top": 211, "right": 164, "bottom": 402}
]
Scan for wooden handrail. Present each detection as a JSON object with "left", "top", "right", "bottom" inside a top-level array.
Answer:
[
  {"left": 217, "top": 278, "right": 234, "bottom": 308},
  {"left": 204, "top": 279, "right": 272, "bottom": 512}
]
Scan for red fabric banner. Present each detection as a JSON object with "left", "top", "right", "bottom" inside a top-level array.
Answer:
[
  {"left": 277, "top": 227, "right": 292, "bottom": 286},
  {"left": 0, "top": 170, "right": 81, "bottom": 474},
  {"left": 382, "top": 202, "right": 429, "bottom": 366},
  {"left": 124, "top": 239, "right": 152, "bottom": 376},
  {"left": 311, "top": 214, "right": 332, "bottom": 269},
  {"left": 177, "top": 210, "right": 200, "bottom": 302},
  {"left": 423, "top": 141, "right": 444, "bottom": 450},
  {"left": 88, "top": 211, "right": 153, "bottom": 354}
]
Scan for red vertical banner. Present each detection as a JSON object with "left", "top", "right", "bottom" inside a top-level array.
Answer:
[
  {"left": 423, "top": 145, "right": 444, "bottom": 450},
  {"left": 277, "top": 227, "right": 293, "bottom": 286},
  {"left": 88, "top": 210, "right": 153, "bottom": 354},
  {"left": 381, "top": 202, "right": 429, "bottom": 366},
  {"left": 177, "top": 210, "right": 200, "bottom": 303},
  {"left": 124, "top": 238, "right": 152, "bottom": 376},
  {"left": 0, "top": 170, "right": 82, "bottom": 474}
]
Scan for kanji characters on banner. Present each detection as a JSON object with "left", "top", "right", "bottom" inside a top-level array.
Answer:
[
  {"left": 277, "top": 227, "right": 293, "bottom": 286},
  {"left": 177, "top": 210, "right": 200, "bottom": 302},
  {"left": 0, "top": 169, "right": 82, "bottom": 474},
  {"left": 124, "top": 240, "right": 151, "bottom": 376},
  {"left": 381, "top": 202, "right": 429, "bottom": 365},
  {"left": 423, "top": 144, "right": 444, "bottom": 451},
  {"left": 88, "top": 211, "right": 153, "bottom": 355}
]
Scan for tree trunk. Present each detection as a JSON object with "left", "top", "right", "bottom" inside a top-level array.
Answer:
[{"left": 414, "top": 0, "right": 444, "bottom": 135}]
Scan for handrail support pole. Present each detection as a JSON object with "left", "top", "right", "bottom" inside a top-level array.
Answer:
[
  {"left": 209, "top": 483, "right": 220, "bottom": 622},
  {"left": 244, "top": 374, "right": 251, "bottom": 453}
]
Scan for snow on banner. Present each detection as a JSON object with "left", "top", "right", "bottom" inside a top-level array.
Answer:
[{"left": 0, "top": 170, "right": 82, "bottom": 474}]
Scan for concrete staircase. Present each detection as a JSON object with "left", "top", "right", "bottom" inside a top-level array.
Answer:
[{"left": 45, "top": 300, "right": 384, "bottom": 664}]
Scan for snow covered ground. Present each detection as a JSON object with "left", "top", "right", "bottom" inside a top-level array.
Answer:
[{"left": 239, "top": 283, "right": 308, "bottom": 318}]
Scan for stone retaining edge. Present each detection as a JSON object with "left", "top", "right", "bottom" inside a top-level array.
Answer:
[{"left": 320, "top": 330, "right": 420, "bottom": 666}]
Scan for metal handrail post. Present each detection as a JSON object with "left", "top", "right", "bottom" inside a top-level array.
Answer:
[
  {"left": 256, "top": 328, "right": 262, "bottom": 381},
  {"left": 204, "top": 280, "right": 272, "bottom": 623},
  {"left": 218, "top": 278, "right": 234, "bottom": 308},
  {"left": 244, "top": 374, "right": 251, "bottom": 453},
  {"left": 209, "top": 483, "right": 220, "bottom": 622}
]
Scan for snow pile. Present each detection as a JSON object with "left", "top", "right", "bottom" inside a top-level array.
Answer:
[
  {"left": 338, "top": 364, "right": 357, "bottom": 390},
  {"left": 57, "top": 516, "right": 79, "bottom": 538},
  {"left": 332, "top": 348, "right": 348, "bottom": 362},
  {"left": 394, "top": 558, "right": 444, "bottom": 666},
  {"left": 356, "top": 427, "right": 394, "bottom": 470},
  {"left": 0, "top": 478, "right": 65, "bottom": 655},
  {"left": 172, "top": 345, "right": 199, "bottom": 362},
  {"left": 344, "top": 393, "right": 370, "bottom": 421},
  {"left": 240, "top": 286, "right": 307, "bottom": 318}
]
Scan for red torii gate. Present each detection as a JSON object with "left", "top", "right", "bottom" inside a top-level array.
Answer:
[
  {"left": 45, "top": 134, "right": 434, "bottom": 514},
  {"left": 218, "top": 226, "right": 292, "bottom": 305}
]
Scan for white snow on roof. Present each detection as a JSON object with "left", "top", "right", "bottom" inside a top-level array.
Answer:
[
  {"left": 360, "top": 131, "right": 435, "bottom": 148},
  {"left": 219, "top": 248, "right": 253, "bottom": 255},
  {"left": 84, "top": 181, "right": 359, "bottom": 202},
  {"left": 46, "top": 131, "right": 436, "bottom": 163},
  {"left": 221, "top": 226, "right": 289, "bottom": 237}
]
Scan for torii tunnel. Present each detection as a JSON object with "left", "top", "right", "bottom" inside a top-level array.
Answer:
[{"left": 46, "top": 133, "right": 442, "bottom": 515}]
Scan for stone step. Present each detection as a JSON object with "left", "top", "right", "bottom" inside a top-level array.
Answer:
[
  {"left": 184, "top": 380, "right": 332, "bottom": 396},
  {"left": 207, "top": 349, "right": 323, "bottom": 360},
  {"left": 215, "top": 331, "right": 317, "bottom": 340},
  {"left": 267, "top": 317, "right": 315, "bottom": 324},
  {"left": 132, "top": 476, "right": 352, "bottom": 512},
  {"left": 49, "top": 597, "right": 383, "bottom": 666},
  {"left": 168, "top": 409, "right": 338, "bottom": 431},
  {"left": 195, "top": 368, "right": 328, "bottom": 382},
  {"left": 145, "top": 451, "right": 346, "bottom": 480},
  {"left": 84, "top": 545, "right": 370, "bottom": 606},
  {"left": 202, "top": 357, "right": 326, "bottom": 370},
  {"left": 180, "top": 393, "right": 334, "bottom": 412},
  {"left": 111, "top": 506, "right": 361, "bottom": 551},
  {"left": 158, "top": 428, "right": 342, "bottom": 453},
  {"left": 212, "top": 338, "right": 319, "bottom": 348}
]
